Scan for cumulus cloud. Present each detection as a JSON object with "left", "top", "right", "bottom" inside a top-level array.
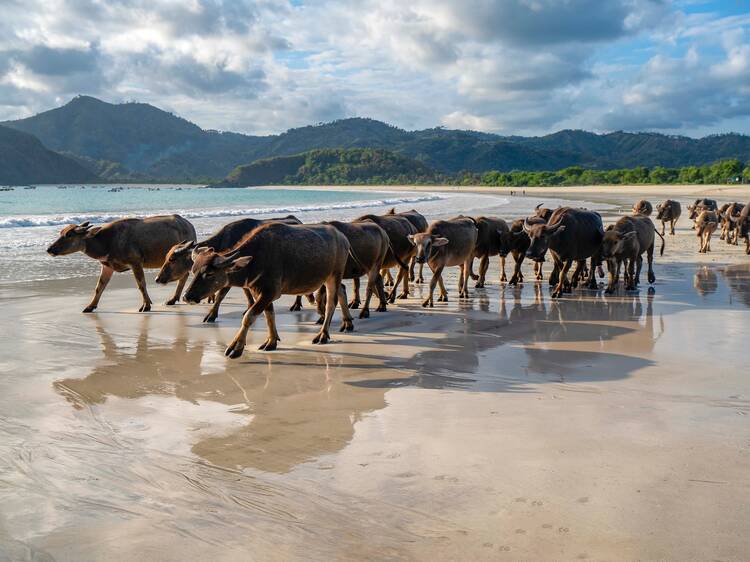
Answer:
[{"left": 0, "top": 0, "right": 749, "bottom": 135}]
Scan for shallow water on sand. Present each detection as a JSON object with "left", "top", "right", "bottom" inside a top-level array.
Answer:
[{"left": 1, "top": 258, "right": 750, "bottom": 561}]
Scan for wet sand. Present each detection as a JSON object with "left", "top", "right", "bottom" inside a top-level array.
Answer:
[{"left": 2, "top": 187, "right": 750, "bottom": 561}]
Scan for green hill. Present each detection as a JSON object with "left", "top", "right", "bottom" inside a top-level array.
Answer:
[
  {"left": 0, "top": 125, "right": 97, "bottom": 184},
  {"left": 6, "top": 96, "right": 750, "bottom": 181},
  {"left": 219, "top": 148, "right": 440, "bottom": 186}
]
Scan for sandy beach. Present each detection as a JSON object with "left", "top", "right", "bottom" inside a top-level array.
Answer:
[{"left": 2, "top": 185, "right": 750, "bottom": 561}]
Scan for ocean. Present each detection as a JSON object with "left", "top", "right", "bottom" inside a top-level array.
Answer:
[{"left": 0, "top": 184, "right": 595, "bottom": 285}]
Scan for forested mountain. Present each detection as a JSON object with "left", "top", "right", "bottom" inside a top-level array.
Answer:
[
  {"left": 0, "top": 125, "right": 97, "bottom": 185},
  {"left": 5, "top": 96, "right": 750, "bottom": 181},
  {"left": 219, "top": 148, "right": 439, "bottom": 186}
]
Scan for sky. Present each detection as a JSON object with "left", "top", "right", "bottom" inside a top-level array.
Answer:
[{"left": 1, "top": 0, "right": 750, "bottom": 137}]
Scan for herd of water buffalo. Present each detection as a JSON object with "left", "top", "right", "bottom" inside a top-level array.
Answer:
[{"left": 45, "top": 196, "right": 749, "bottom": 359}]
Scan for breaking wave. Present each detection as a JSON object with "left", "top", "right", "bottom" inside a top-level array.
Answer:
[{"left": 0, "top": 194, "right": 445, "bottom": 228}]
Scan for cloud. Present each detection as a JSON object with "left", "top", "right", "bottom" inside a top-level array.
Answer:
[{"left": 0, "top": 0, "right": 749, "bottom": 136}]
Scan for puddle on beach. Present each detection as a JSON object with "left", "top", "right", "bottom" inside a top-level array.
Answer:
[{"left": 2, "top": 263, "right": 750, "bottom": 561}]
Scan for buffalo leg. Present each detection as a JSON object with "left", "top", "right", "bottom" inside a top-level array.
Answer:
[
  {"left": 460, "top": 261, "right": 472, "bottom": 298},
  {"left": 361, "top": 269, "right": 381, "bottom": 318},
  {"left": 437, "top": 275, "right": 448, "bottom": 302},
  {"left": 669, "top": 219, "right": 676, "bottom": 235},
  {"left": 586, "top": 257, "right": 599, "bottom": 290},
  {"left": 166, "top": 273, "right": 188, "bottom": 306},
  {"left": 337, "top": 284, "right": 355, "bottom": 332},
  {"left": 225, "top": 293, "right": 276, "bottom": 359},
  {"left": 258, "top": 303, "right": 280, "bottom": 351},
  {"left": 289, "top": 295, "right": 304, "bottom": 311},
  {"left": 551, "top": 257, "right": 569, "bottom": 299},
  {"left": 382, "top": 268, "right": 394, "bottom": 287},
  {"left": 605, "top": 258, "right": 618, "bottom": 294},
  {"left": 476, "top": 255, "right": 489, "bottom": 288},
  {"left": 417, "top": 261, "right": 425, "bottom": 284},
  {"left": 626, "top": 258, "right": 637, "bottom": 290},
  {"left": 83, "top": 264, "right": 114, "bottom": 313},
  {"left": 132, "top": 264, "right": 153, "bottom": 312},
  {"left": 349, "top": 277, "right": 362, "bottom": 309},
  {"left": 315, "top": 286, "right": 326, "bottom": 324},
  {"left": 661, "top": 221, "right": 666, "bottom": 236},
  {"left": 397, "top": 265, "right": 410, "bottom": 299},
  {"left": 203, "top": 286, "right": 231, "bottom": 323},
  {"left": 508, "top": 253, "right": 524, "bottom": 286},
  {"left": 374, "top": 274, "right": 388, "bottom": 312},
  {"left": 500, "top": 256, "right": 507, "bottom": 283},
  {"left": 423, "top": 264, "right": 444, "bottom": 307},
  {"left": 313, "top": 276, "right": 342, "bottom": 344}
]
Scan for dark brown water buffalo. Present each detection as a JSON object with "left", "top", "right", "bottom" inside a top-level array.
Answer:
[
  {"left": 47, "top": 215, "right": 196, "bottom": 312},
  {"left": 600, "top": 215, "right": 664, "bottom": 293},
  {"left": 317, "top": 220, "right": 392, "bottom": 319},
  {"left": 408, "top": 217, "right": 478, "bottom": 307},
  {"left": 695, "top": 210, "right": 719, "bottom": 253},
  {"left": 533, "top": 203, "right": 554, "bottom": 222},
  {"left": 183, "top": 223, "right": 354, "bottom": 357},
  {"left": 386, "top": 208, "right": 428, "bottom": 283},
  {"left": 719, "top": 202, "right": 745, "bottom": 245},
  {"left": 469, "top": 216, "right": 510, "bottom": 287},
  {"left": 632, "top": 200, "right": 653, "bottom": 216},
  {"left": 655, "top": 199, "right": 681, "bottom": 235},
  {"left": 730, "top": 202, "right": 750, "bottom": 254},
  {"left": 155, "top": 215, "right": 304, "bottom": 312},
  {"left": 523, "top": 207, "right": 604, "bottom": 298},
  {"left": 354, "top": 213, "right": 417, "bottom": 302},
  {"left": 688, "top": 198, "right": 718, "bottom": 223},
  {"left": 496, "top": 217, "right": 547, "bottom": 286}
]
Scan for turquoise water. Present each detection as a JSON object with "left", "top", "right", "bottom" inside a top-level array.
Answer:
[{"left": 0, "top": 185, "right": 430, "bottom": 227}]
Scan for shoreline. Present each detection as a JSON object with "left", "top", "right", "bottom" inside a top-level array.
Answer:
[{"left": 2, "top": 184, "right": 750, "bottom": 561}]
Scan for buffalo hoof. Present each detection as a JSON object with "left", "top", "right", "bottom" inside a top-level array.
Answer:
[
  {"left": 475, "top": 282, "right": 484, "bottom": 289},
  {"left": 500, "top": 276, "right": 507, "bottom": 283},
  {"left": 648, "top": 273, "right": 656, "bottom": 284},
  {"left": 207, "top": 295, "right": 215, "bottom": 304},
  {"left": 165, "top": 298, "right": 179, "bottom": 306},
  {"left": 421, "top": 300, "right": 432, "bottom": 308},
  {"left": 469, "top": 273, "right": 479, "bottom": 281},
  {"left": 339, "top": 319, "right": 354, "bottom": 332},
  {"left": 348, "top": 300, "right": 360, "bottom": 310},
  {"left": 375, "top": 303, "right": 387, "bottom": 312},
  {"left": 258, "top": 339, "right": 278, "bottom": 351},
  {"left": 387, "top": 294, "right": 396, "bottom": 304},
  {"left": 437, "top": 295, "right": 447, "bottom": 302},
  {"left": 289, "top": 302, "right": 302, "bottom": 312},
  {"left": 551, "top": 289, "right": 563, "bottom": 299},
  {"left": 315, "top": 316, "right": 324, "bottom": 325},
  {"left": 82, "top": 305, "right": 96, "bottom": 313},
  {"left": 224, "top": 341, "right": 245, "bottom": 359},
  {"left": 139, "top": 303, "right": 152, "bottom": 312},
  {"left": 397, "top": 292, "right": 409, "bottom": 300},
  {"left": 203, "top": 313, "right": 217, "bottom": 323},
  {"left": 605, "top": 287, "right": 615, "bottom": 295},
  {"left": 359, "top": 308, "right": 370, "bottom": 319},
  {"left": 409, "top": 274, "right": 415, "bottom": 282},
  {"left": 417, "top": 277, "right": 425, "bottom": 284},
  {"left": 312, "top": 330, "right": 330, "bottom": 344}
]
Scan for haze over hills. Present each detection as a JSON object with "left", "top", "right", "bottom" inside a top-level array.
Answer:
[
  {"left": 3, "top": 95, "right": 750, "bottom": 183},
  {"left": 0, "top": 125, "right": 97, "bottom": 185}
]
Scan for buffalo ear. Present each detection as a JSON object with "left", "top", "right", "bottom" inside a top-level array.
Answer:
[
  {"left": 432, "top": 237, "right": 449, "bottom": 247},
  {"left": 407, "top": 234, "right": 416, "bottom": 245},
  {"left": 229, "top": 256, "right": 254, "bottom": 271},
  {"left": 622, "top": 231, "right": 637, "bottom": 240},
  {"left": 192, "top": 246, "right": 212, "bottom": 258},
  {"left": 84, "top": 226, "right": 102, "bottom": 238}
]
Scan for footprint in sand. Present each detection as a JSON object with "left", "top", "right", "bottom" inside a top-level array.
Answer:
[
  {"left": 515, "top": 529, "right": 526, "bottom": 535},
  {"left": 514, "top": 497, "right": 526, "bottom": 503},
  {"left": 577, "top": 497, "right": 589, "bottom": 503}
]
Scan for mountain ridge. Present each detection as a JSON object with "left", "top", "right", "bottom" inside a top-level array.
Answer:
[{"left": 4, "top": 96, "right": 750, "bottom": 181}]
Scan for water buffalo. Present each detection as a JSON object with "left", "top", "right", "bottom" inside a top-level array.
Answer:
[
  {"left": 498, "top": 217, "right": 546, "bottom": 286},
  {"left": 354, "top": 213, "right": 417, "bottom": 302},
  {"left": 408, "top": 217, "right": 478, "bottom": 307},
  {"left": 655, "top": 200, "right": 681, "bottom": 235},
  {"left": 183, "top": 223, "right": 355, "bottom": 357},
  {"left": 47, "top": 215, "right": 196, "bottom": 312},
  {"left": 719, "top": 202, "right": 745, "bottom": 245},
  {"left": 632, "top": 200, "right": 653, "bottom": 216},
  {"left": 695, "top": 210, "right": 719, "bottom": 253},
  {"left": 385, "top": 208, "right": 428, "bottom": 283},
  {"left": 469, "top": 216, "right": 510, "bottom": 287},
  {"left": 524, "top": 207, "right": 604, "bottom": 298},
  {"left": 688, "top": 198, "right": 718, "bottom": 223},
  {"left": 533, "top": 203, "right": 554, "bottom": 222},
  {"left": 729, "top": 203, "right": 750, "bottom": 254},
  {"left": 155, "top": 215, "right": 305, "bottom": 312},
  {"left": 600, "top": 215, "right": 664, "bottom": 293},
  {"left": 317, "top": 220, "right": 393, "bottom": 319}
]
